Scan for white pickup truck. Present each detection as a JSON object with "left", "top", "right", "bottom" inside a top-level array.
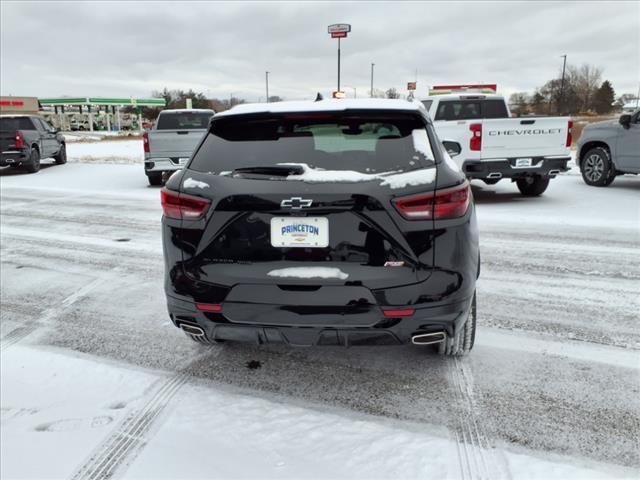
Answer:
[
  {"left": 143, "top": 109, "right": 215, "bottom": 185},
  {"left": 422, "top": 91, "right": 572, "bottom": 196}
]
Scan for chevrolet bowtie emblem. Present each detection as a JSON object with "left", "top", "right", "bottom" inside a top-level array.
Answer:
[{"left": 280, "top": 197, "right": 313, "bottom": 209}]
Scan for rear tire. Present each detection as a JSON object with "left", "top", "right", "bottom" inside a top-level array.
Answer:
[
  {"left": 581, "top": 147, "right": 613, "bottom": 187},
  {"left": 147, "top": 171, "right": 163, "bottom": 186},
  {"left": 23, "top": 149, "right": 41, "bottom": 173},
  {"left": 439, "top": 292, "right": 476, "bottom": 356},
  {"left": 54, "top": 144, "right": 67, "bottom": 165},
  {"left": 516, "top": 176, "right": 549, "bottom": 196}
]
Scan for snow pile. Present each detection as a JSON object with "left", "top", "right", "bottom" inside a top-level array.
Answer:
[
  {"left": 66, "top": 140, "right": 143, "bottom": 164},
  {"left": 275, "top": 162, "right": 436, "bottom": 189},
  {"left": 268, "top": 267, "right": 349, "bottom": 280}
]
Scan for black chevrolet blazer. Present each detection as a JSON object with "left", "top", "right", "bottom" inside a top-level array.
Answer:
[{"left": 161, "top": 99, "right": 480, "bottom": 355}]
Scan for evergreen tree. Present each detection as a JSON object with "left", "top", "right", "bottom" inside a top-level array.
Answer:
[{"left": 593, "top": 81, "right": 615, "bottom": 114}]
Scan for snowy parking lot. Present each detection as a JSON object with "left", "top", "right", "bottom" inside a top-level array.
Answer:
[{"left": 1, "top": 147, "right": 639, "bottom": 479}]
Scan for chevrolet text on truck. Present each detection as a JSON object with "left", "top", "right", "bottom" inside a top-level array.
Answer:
[
  {"left": 143, "top": 109, "right": 215, "bottom": 185},
  {"left": 422, "top": 84, "right": 572, "bottom": 196}
]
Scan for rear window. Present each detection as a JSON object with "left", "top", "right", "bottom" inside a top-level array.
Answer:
[
  {"left": 481, "top": 99, "right": 509, "bottom": 118},
  {"left": 434, "top": 99, "right": 508, "bottom": 120},
  {"left": 435, "top": 101, "right": 481, "bottom": 121},
  {"left": 189, "top": 112, "right": 434, "bottom": 175},
  {"left": 156, "top": 112, "right": 212, "bottom": 130},
  {"left": 0, "top": 117, "right": 35, "bottom": 131}
]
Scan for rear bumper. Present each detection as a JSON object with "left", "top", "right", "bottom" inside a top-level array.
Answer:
[
  {"left": 1, "top": 151, "right": 28, "bottom": 167},
  {"left": 166, "top": 293, "right": 473, "bottom": 346},
  {"left": 144, "top": 157, "right": 187, "bottom": 172},
  {"left": 462, "top": 157, "right": 570, "bottom": 180}
]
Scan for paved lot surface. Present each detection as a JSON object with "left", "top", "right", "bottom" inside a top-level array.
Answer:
[{"left": 1, "top": 162, "right": 639, "bottom": 478}]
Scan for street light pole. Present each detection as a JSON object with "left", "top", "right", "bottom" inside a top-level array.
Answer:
[
  {"left": 370, "top": 63, "right": 375, "bottom": 98},
  {"left": 265, "top": 71, "right": 270, "bottom": 103},
  {"left": 559, "top": 54, "right": 567, "bottom": 114}
]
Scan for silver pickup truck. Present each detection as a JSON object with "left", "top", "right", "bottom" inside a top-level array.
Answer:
[
  {"left": 576, "top": 110, "right": 640, "bottom": 187},
  {"left": 143, "top": 109, "right": 214, "bottom": 185}
]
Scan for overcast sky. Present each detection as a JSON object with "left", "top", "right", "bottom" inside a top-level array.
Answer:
[{"left": 1, "top": 1, "right": 638, "bottom": 102}]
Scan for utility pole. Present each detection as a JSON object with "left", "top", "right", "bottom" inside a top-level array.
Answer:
[
  {"left": 370, "top": 63, "right": 375, "bottom": 98},
  {"left": 337, "top": 38, "right": 341, "bottom": 92},
  {"left": 265, "top": 71, "right": 270, "bottom": 103},
  {"left": 559, "top": 54, "right": 567, "bottom": 115}
]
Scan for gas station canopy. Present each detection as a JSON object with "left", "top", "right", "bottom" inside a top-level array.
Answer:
[{"left": 39, "top": 97, "right": 166, "bottom": 107}]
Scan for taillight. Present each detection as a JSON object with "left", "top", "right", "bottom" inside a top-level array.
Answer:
[
  {"left": 143, "top": 132, "right": 150, "bottom": 153},
  {"left": 196, "top": 303, "right": 222, "bottom": 312},
  {"left": 15, "top": 131, "right": 24, "bottom": 149},
  {"left": 566, "top": 120, "right": 573, "bottom": 147},
  {"left": 469, "top": 123, "right": 482, "bottom": 151},
  {"left": 161, "top": 188, "right": 210, "bottom": 220},
  {"left": 393, "top": 182, "right": 470, "bottom": 221}
]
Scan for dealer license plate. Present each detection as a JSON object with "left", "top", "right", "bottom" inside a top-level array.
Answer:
[
  {"left": 271, "top": 217, "right": 329, "bottom": 248},
  {"left": 514, "top": 158, "right": 533, "bottom": 168}
]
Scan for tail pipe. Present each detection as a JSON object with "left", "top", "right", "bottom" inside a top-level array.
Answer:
[
  {"left": 486, "top": 172, "right": 502, "bottom": 179},
  {"left": 411, "top": 331, "right": 447, "bottom": 346},
  {"left": 178, "top": 322, "right": 205, "bottom": 337},
  {"left": 548, "top": 169, "right": 561, "bottom": 177}
]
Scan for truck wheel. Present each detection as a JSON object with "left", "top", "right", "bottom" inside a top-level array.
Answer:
[
  {"left": 147, "top": 172, "right": 163, "bottom": 186},
  {"left": 54, "top": 144, "right": 67, "bottom": 165},
  {"left": 581, "top": 147, "right": 613, "bottom": 187},
  {"left": 24, "top": 149, "right": 41, "bottom": 173},
  {"left": 516, "top": 176, "right": 549, "bottom": 196},
  {"left": 439, "top": 292, "right": 476, "bottom": 356}
]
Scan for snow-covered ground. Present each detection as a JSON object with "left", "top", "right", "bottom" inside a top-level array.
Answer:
[{"left": 1, "top": 148, "right": 639, "bottom": 479}]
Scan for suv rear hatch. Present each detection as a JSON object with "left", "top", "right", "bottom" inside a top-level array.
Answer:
[{"left": 170, "top": 110, "right": 439, "bottom": 323}]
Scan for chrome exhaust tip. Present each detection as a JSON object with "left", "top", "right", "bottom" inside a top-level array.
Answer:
[
  {"left": 179, "top": 323, "right": 205, "bottom": 337},
  {"left": 486, "top": 172, "right": 502, "bottom": 179},
  {"left": 411, "top": 332, "right": 446, "bottom": 345},
  {"left": 548, "top": 169, "right": 560, "bottom": 177}
]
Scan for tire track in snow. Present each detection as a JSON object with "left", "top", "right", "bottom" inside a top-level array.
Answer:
[
  {"left": 0, "top": 276, "right": 106, "bottom": 352},
  {"left": 448, "top": 358, "right": 511, "bottom": 480},
  {"left": 69, "top": 372, "right": 189, "bottom": 480}
]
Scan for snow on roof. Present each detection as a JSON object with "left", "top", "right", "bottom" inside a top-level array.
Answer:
[
  {"left": 215, "top": 99, "right": 425, "bottom": 117},
  {"left": 160, "top": 109, "right": 215, "bottom": 113},
  {"left": 423, "top": 93, "right": 505, "bottom": 101}
]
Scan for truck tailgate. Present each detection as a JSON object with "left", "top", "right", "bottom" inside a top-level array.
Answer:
[
  {"left": 481, "top": 117, "right": 570, "bottom": 159},
  {"left": 147, "top": 130, "right": 207, "bottom": 158}
]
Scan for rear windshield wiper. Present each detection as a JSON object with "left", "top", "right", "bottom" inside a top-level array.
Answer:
[{"left": 231, "top": 165, "right": 304, "bottom": 177}]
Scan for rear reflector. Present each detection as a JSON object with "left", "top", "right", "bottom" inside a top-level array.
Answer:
[
  {"left": 393, "top": 182, "right": 470, "bottom": 220},
  {"left": 383, "top": 309, "right": 415, "bottom": 317},
  {"left": 161, "top": 188, "right": 210, "bottom": 220},
  {"left": 196, "top": 303, "right": 222, "bottom": 312},
  {"left": 469, "top": 123, "right": 482, "bottom": 151},
  {"left": 566, "top": 120, "right": 573, "bottom": 147}
]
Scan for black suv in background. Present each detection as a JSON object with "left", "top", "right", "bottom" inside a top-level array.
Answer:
[
  {"left": 161, "top": 100, "right": 480, "bottom": 355},
  {"left": 0, "top": 115, "right": 66, "bottom": 173}
]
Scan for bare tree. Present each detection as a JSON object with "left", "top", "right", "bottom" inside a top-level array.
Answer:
[
  {"left": 508, "top": 92, "right": 531, "bottom": 116},
  {"left": 568, "top": 64, "right": 603, "bottom": 113},
  {"left": 385, "top": 88, "right": 400, "bottom": 99}
]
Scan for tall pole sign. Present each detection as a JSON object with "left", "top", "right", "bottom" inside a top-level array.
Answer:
[{"left": 328, "top": 23, "right": 351, "bottom": 95}]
